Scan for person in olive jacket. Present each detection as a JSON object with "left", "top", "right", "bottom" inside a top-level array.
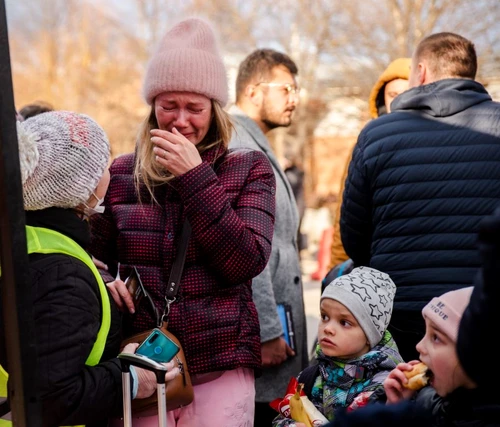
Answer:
[{"left": 329, "top": 57, "right": 410, "bottom": 270}]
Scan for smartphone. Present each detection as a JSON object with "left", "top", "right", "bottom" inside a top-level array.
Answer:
[
  {"left": 135, "top": 328, "right": 180, "bottom": 363},
  {"left": 124, "top": 265, "right": 161, "bottom": 324},
  {"left": 125, "top": 266, "right": 146, "bottom": 307}
]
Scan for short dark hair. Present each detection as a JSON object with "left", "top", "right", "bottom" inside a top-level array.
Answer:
[
  {"left": 19, "top": 101, "right": 54, "bottom": 120},
  {"left": 415, "top": 32, "right": 477, "bottom": 80},
  {"left": 235, "top": 49, "right": 298, "bottom": 102}
]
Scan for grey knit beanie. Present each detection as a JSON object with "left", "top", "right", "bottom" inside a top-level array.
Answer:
[
  {"left": 18, "top": 111, "right": 110, "bottom": 211},
  {"left": 321, "top": 266, "right": 396, "bottom": 347}
]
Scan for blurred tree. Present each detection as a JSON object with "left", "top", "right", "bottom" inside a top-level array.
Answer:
[
  {"left": 187, "top": 0, "right": 259, "bottom": 51},
  {"left": 9, "top": 0, "right": 150, "bottom": 155},
  {"left": 7, "top": 0, "right": 500, "bottom": 195}
]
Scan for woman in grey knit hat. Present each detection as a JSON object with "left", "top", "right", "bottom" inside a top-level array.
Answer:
[{"left": 0, "top": 111, "right": 179, "bottom": 426}]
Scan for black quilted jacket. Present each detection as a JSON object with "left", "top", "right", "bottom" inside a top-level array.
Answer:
[
  {"left": 325, "top": 387, "right": 500, "bottom": 427},
  {"left": 340, "top": 79, "right": 500, "bottom": 310},
  {"left": 26, "top": 208, "right": 123, "bottom": 427}
]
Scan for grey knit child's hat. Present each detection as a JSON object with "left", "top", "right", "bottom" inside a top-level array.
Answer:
[{"left": 321, "top": 266, "right": 396, "bottom": 347}]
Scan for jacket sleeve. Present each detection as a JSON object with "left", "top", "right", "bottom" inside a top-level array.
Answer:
[
  {"left": 413, "top": 387, "right": 442, "bottom": 419},
  {"left": 252, "top": 266, "right": 282, "bottom": 342},
  {"left": 172, "top": 150, "right": 276, "bottom": 285},
  {"left": 457, "top": 206, "right": 500, "bottom": 388},
  {"left": 329, "top": 148, "right": 353, "bottom": 269},
  {"left": 340, "top": 132, "right": 372, "bottom": 266},
  {"left": 326, "top": 401, "right": 431, "bottom": 427},
  {"left": 33, "top": 257, "right": 122, "bottom": 425}
]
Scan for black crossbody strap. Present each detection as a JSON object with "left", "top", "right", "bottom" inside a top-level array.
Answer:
[{"left": 165, "top": 220, "right": 191, "bottom": 300}]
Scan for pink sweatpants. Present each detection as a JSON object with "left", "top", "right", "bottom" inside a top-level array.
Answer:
[{"left": 113, "top": 368, "right": 255, "bottom": 427}]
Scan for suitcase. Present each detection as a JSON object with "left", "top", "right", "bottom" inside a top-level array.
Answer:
[{"left": 118, "top": 353, "right": 168, "bottom": 427}]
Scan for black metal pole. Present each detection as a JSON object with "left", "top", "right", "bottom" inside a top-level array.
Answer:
[{"left": 0, "top": 0, "right": 41, "bottom": 425}]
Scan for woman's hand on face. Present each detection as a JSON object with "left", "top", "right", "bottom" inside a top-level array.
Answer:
[
  {"left": 151, "top": 128, "right": 202, "bottom": 176},
  {"left": 383, "top": 362, "right": 417, "bottom": 404},
  {"left": 106, "top": 279, "right": 135, "bottom": 314}
]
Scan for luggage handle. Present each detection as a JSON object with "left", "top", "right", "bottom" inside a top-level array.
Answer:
[
  {"left": 118, "top": 353, "right": 168, "bottom": 427},
  {"left": 119, "top": 353, "right": 167, "bottom": 375}
]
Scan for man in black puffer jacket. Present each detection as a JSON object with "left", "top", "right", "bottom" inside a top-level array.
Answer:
[
  {"left": 340, "top": 32, "right": 500, "bottom": 362},
  {"left": 322, "top": 207, "right": 500, "bottom": 427}
]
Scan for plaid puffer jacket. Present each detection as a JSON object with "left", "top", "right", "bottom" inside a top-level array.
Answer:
[{"left": 90, "top": 147, "right": 276, "bottom": 375}]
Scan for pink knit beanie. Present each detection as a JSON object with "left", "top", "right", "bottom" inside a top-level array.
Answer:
[
  {"left": 422, "top": 287, "right": 473, "bottom": 342},
  {"left": 142, "top": 18, "right": 228, "bottom": 107}
]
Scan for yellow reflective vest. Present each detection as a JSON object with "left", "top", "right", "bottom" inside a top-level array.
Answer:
[{"left": 0, "top": 226, "right": 111, "bottom": 426}]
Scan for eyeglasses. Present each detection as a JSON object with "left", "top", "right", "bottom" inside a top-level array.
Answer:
[{"left": 256, "top": 82, "right": 300, "bottom": 95}]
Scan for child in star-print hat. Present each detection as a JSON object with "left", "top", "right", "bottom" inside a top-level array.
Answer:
[
  {"left": 321, "top": 266, "right": 396, "bottom": 348},
  {"left": 271, "top": 267, "right": 402, "bottom": 426}
]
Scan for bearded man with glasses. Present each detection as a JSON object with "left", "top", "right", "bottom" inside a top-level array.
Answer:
[{"left": 229, "top": 49, "right": 307, "bottom": 427}]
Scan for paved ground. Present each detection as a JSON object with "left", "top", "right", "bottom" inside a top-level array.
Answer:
[
  {"left": 301, "top": 257, "right": 322, "bottom": 355},
  {"left": 299, "top": 207, "right": 332, "bottom": 354}
]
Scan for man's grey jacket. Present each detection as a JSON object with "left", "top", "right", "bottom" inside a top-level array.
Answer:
[{"left": 229, "top": 105, "right": 308, "bottom": 403}]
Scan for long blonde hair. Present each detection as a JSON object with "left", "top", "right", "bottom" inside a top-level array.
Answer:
[{"left": 134, "top": 100, "right": 233, "bottom": 203}]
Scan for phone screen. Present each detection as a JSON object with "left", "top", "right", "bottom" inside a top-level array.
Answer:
[{"left": 135, "top": 328, "right": 180, "bottom": 363}]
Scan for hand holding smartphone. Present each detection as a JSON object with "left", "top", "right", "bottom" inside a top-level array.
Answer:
[
  {"left": 135, "top": 328, "right": 180, "bottom": 363},
  {"left": 123, "top": 264, "right": 161, "bottom": 327},
  {"left": 125, "top": 266, "right": 147, "bottom": 308}
]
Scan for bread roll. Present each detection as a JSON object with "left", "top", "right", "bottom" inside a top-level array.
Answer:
[{"left": 403, "top": 362, "right": 429, "bottom": 390}]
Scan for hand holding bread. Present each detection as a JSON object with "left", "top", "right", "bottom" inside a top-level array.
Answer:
[{"left": 383, "top": 361, "right": 429, "bottom": 404}]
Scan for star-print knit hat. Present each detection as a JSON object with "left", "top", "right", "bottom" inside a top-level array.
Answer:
[{"left": 321, "top": 266, "right": 396, "bottom": 347}]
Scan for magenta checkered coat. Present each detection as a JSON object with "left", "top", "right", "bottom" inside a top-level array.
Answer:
[{"left": 89, "top": 147, "right": 276, "bottom": 375}]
